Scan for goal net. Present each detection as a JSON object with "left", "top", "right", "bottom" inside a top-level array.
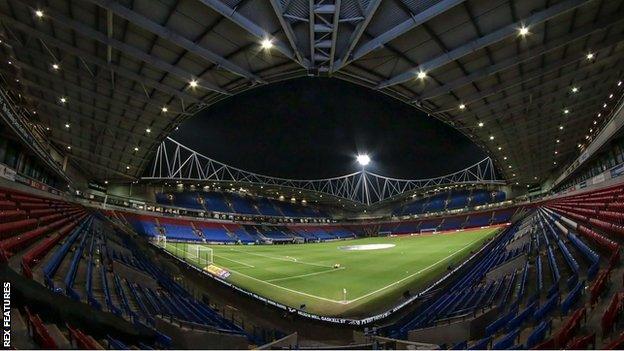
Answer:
[
  {"left": 158, "top": 240, "right": 214, "bottom": 267},
  {"left": 420, "top": 228, "right": 438, "bottom": 234},
  {"left": 186, "top": 244, "right": 213, "bottom": 267},
  {"left": 155, "top": 234, "right": 167, "bottom": 248}
]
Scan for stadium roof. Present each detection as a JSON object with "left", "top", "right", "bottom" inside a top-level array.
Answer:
[{"left": 1, "top": 0, "right": 623, "bottom": 185}]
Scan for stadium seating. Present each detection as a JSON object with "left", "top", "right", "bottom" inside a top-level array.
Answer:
[
  {"left": 155, "top": 190, "right": 328, "bottom": 219},
  {"left": 393, "top": 188, "right": 507, "bottom": 216},
  {"left": 385, "top": 183, "right": 624, "bottom": 349}
]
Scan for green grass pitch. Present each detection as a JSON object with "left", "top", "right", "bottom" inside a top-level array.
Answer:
[{"left": 163, "top": 227, "right": 501, "bottom": 318}]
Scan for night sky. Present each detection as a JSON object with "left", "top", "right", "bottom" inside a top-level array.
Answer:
[{"left": 173, "top": 78, "right": 485, "bottom": 180}]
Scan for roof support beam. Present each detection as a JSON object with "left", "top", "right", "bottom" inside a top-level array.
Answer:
[
  {"left": 308, "top": 0, "right": 315, "bottom": 67},
  {"left": 86, "top": 0, "right": 264, "bottom": 84},
  {"left": 328, "top": 0, "right": 342, "bottom": 72},
  {"left": 438, "top": 33, "right": 624, "bottom": 113},
  {"left": 9, "top": 60, "right": 159, "bottom": 118},
  {"left": 13, "top": 0, "right": 229, "bottom": 95},
  {"left": 64, "top": 152, "right": 136, "bottom": 180},
  {"left": 420, "top": 11, "right": 624, "bottom": 101},
  {"left": 480, "top": 81, "right": 615, "bottom": 127},
  {"left": 344, "top": 0, "right": 466, "bottom": 68},
  {"left": 16, "top": 89, "right": 154, "bottom": 143},
  {"left": 377, "top": 0, "right": 590, "bottom": 89},
  {"left": 457, "top": 57, "right": 623, "bottom": 122},
  {"left": 0, "top": 13, "right": 202, "bottom": 103},
  {"left": 47, "top": 134, "right": 147, "bottom": 162},
  {"left": 268, "top": 0, "right": 307, "bottom": 66},
  {"left": 333, "top": 0, "right": 381, "bottom": 72},
  {"left": 10, "top": 49, "right": 188, "bottom": 114},
  {"left": 196, "top": 0, "right": 302, "bottom": 66}
]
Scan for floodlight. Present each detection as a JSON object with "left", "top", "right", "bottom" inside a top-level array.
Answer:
[
  {"left": 518, "top": 26, "right": 529, "bottom": 36},
  {"left": 261, "top": 38, "right": 274, "bottom": 50},
  {"left": 356, "top": 154, "right": 371, "bottom": 166}
]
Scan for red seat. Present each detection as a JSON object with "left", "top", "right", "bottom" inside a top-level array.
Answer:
[{"left": 0, "top": 218, "right": 37, "bottom": 238}]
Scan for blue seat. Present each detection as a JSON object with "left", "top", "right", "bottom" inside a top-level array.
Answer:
[{"left": 525, "top": 319, "right": 552, "bottom": 348}]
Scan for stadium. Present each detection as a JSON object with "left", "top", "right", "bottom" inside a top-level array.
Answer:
[{"left": 2, "top": 0, "right": 624, "bottom": 349}]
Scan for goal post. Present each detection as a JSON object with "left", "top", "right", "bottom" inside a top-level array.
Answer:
[
  {"left": 155, "top": 234, "right": 167, "bottom": 249},
  {"left": 156, "top": 238, "right": 213, "bottom": 267},
  {"left": 185, "top": 244, "right": 213, "bottom": 267},
  {"left": 419, "top": 228, "right": 438, "bottom": 235}
]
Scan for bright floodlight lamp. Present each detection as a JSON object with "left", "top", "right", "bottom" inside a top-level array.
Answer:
[
  {"left": 356, "top": 154, "right": 371, "bottom": 166},
  {"left": 518, "top": 26, "right": 529, "bottom": 36},
  {"left": 261, "top": 38, "right": 274, "bottom": 50}
]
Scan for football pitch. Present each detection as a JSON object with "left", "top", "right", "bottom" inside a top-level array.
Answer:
[{"left": 163, "top": 227, "right": 501, "bottom": 318}]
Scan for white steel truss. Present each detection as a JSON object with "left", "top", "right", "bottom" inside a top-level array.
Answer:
[{"left": 144, "top": 137, "right": 504, "bottom": 205}]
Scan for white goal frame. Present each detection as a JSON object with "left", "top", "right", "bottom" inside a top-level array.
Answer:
[
  {"left": 185, "top": 244, "right": 214, "bottom": 266},
  {"left": 419, "top": 228, "right": 438, "bottom": 234}
]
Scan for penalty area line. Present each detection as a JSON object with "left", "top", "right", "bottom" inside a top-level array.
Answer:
[
  {"left": 225, "top": 267, "right": 345, "bottom": 304},
  {"left": 266, "top": 266, "right": 346, "bottom": 283},
  {"left": 227, "top": 248, "right": 334, "bottom": 268},
  {"left": 214, "top": 254, "right": 255, "bottom": 268}
]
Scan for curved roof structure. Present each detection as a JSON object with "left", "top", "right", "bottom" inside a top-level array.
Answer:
[
  {"left": 143, "top": 137, "right": 501, "bottom": 205},
  {"left": 1, "top": 0, "right": 623, "bottom": 185}
]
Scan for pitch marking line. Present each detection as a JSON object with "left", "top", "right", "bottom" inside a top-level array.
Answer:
[
  {"left": 225, "top": 266, "right": 345, "bottom": 304},
  {"left": 214, "top": 254, "right": 255, "bottom": 268},
  {"left": 227, "top": 248, "right": 333, "bottom": 268},
  {"left": 225, "top": 235, "right": 486, "bottom": 305},
  {"left": 266, "top": 266, "right": 346, "bottom": 283},
  {"left": 344, "top": 237, "right": 483, "bottom": 304}
]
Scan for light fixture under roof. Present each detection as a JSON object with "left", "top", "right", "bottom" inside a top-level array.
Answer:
[
  {"left": 35, "top": 9, "right": 44, "bottom": 18},
  {"left": 559, "top": 125, "right": 564, "bottom": 130},
  {"left": 52, "top": 63, "right": 59, "bottom": 70},
  {"left": 416, "top": 71, "right": 427, "bottom": 80},
  {"left": 609, "top": 94, "right": 614, "bottom": 99},
  {"left": 134, "top": 147, "right": 139, "bottom": 151},
  {"left": 161, "top": 106, "right": 168, "bottom": 113},
  {"left": 59, "top": 97, "right": 67, "bottom": 103},
  {"left": 126, "top": 166, "right": 130, "bottom": 170},
  {"left": 66, "top": 145, "right": 71, "bottom": 150},
  {"left": 260, "top": 38, "right": 273, "bottom": 50},
  {"left": 64, "top": 123, "right": 70, "bottom": 128},
  {"left": 489, "top": 135, "right": 494, "bottom": 140},
  {"left": 459, "top": 103, "right": 466, "bottom": 110},
  {"left": 145, "top": 128, "right": 151, "bottom": 133},
  {"left": 518, "top": 26, "right": 529, "bottom": 36},
  {"left": 556, "top": 139, "right": 560, "bottom": 143},
  {"left": 478, "top": 122, "right": 484, "bottom": 127},
  {"left": 563, "top": 109, "right": 569, "bottom": 114},
  {"left": 586, "top": 52, "right": 594, "bottom": 60},
  {"left": 189, "top": 80, "right": 198, "bottom": 88},
  {"left": 571, "top": 87, "right": 579, "bottom": 93}
]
